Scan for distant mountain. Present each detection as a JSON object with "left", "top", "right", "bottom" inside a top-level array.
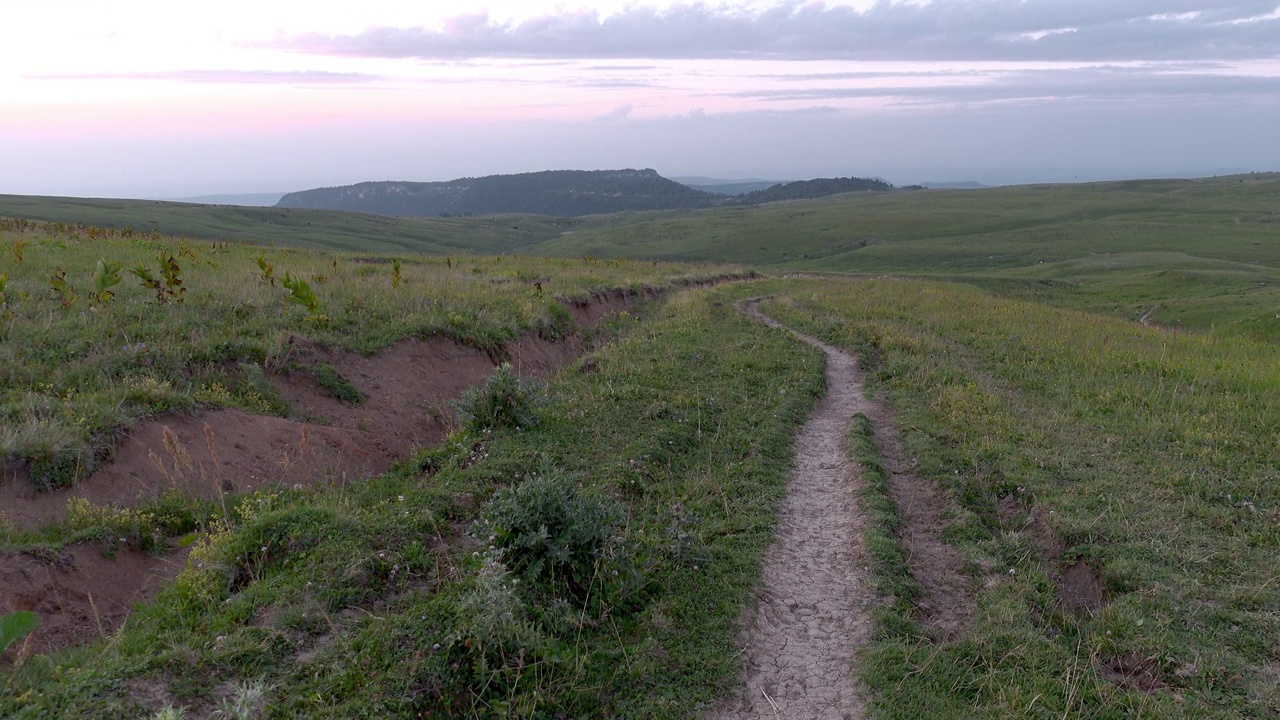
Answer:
[
  {"left": 737, "top": 177, "right": 896, "bottom": 204},
  {"left": 277, "top": 170, "right": 904, "bottom": 217},
  {"left": 277, "top": 169, "right": 719, "bottom": 217},
  {"left": 671, "top": 176, "right": 784, "bottom": 196},
  {"left": 170, "top": 193, "right": 284, "bottom": 206}
]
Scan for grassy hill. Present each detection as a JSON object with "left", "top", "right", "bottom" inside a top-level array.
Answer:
[
  {"left": 0, "top": 194, "right": 570, "bottom": 254},
  {"left": 3, "top": 174, "right": 1280, "bottom": 718},
  {"left": 541, "top": 173, "right": 1280, "bottom": 340},
  {"left": 276, "top": 169, "right": 721, "bottom": 217},
  {"left": 8, "top": 174, "right": 1280, "bottom": 341}
]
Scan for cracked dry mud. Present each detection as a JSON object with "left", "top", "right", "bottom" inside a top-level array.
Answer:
[{"left": 709, "top": 304, "right": 874, "bottom": 720}]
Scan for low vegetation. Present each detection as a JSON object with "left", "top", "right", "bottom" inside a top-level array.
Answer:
[
  {"left": 1, "top": 288, "right": 826, "bottom": 718},
  {"left": 0, "top": 219, "right": 744, "bottom": 491},
  {"left": 4, "top": 174, "right": 1279, "bottom": 718},
  {"left": 762, "top": 278, "right": 1280, "bottom": 719}
]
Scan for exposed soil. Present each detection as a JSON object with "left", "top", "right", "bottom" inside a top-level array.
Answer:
[
  {"left": 563, "top": 286, "right": 659, "bottom": 327},
  {"left": 1060, "top": 558, "right": 1106, "bottom": 613},
  {"left": 1139, "top": 304, "right": 1160, "bottom": 328},
  {"left": 1099, "top": 652, "right": 1168, "bottom": 693},
  {"left": 863, "top": 396, "right": 976, "bottom": 639},
  {"left": 709, "top": 303, "right": 874, "bottom": 720},
  {"left": 1, "top": 297, "right": 639, "bottom": 533},
  {"left": 0, "top": 409, "right": 383, "bottom": 530},
  {"left": 1023, "top": 505, "right": 1108, "bottom": 614},
  {"left": 0, "top": 291, "right": 642, "bottom": 661},
  {"left": 0, "top": 543, "right": 189, "bottom": 660}
]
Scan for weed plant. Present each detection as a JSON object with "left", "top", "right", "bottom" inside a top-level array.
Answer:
[
  {"left": 475, "top": 471, "right": 621, "bottom": 598},
  {"left": 0, "top": 611, "right": 38, "bottom": 656},
  {"left": 453, "top": 363, "right": 544, "bottom": 431},
  {"left": 311, "top": 363, "right": 363, "bottom": 405}
]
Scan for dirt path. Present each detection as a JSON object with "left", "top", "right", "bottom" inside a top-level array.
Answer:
[{"left": 710, "top": 303, "right": 875, "bottom": 720}]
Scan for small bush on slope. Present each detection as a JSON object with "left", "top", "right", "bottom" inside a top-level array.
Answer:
[
  {"left": 454, "top": 363, "right": 544, "bottom": 431},
  {"left": 476, "top": 471, "right": 621, "bottom": 597}
]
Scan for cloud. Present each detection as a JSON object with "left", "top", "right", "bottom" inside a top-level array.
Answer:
[
  {"left": 25, "top": 69, "right": 383, "bottom": 85},
  {"left": 274, "top": 1, "right": 1280, "bottom": 62},
  {"left": 595, "top": 103, "right": 635, "bottom": 122},
  {"left": 725, "top": 64, "right": 1280, "bottom": 106}
]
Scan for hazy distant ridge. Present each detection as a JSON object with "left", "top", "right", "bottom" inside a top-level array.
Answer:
[
  {"left": 277, "top": 169, "right": 717, "bottom": 217},
  {"left": 736, "top": 177, "right": 896, "bottom": 203},
  {"left": 277, "top": 170, "right": 903, "bottom": 216}
]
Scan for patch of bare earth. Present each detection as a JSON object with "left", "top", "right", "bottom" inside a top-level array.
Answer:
[
  {"left": 862, "top": 396, "right": 976, "bottom": 639},
  {"left": 1003, "top": 502, "right": 1107, "bottom": 615},
  {"left": 710, "top": 304, "right": 874, "bottom": 720},
  {"left": 0, "top": 292, "right": 639, "bottom": 660},
  {"left": 713, "top": 303, "right": 983, "bottom": 719},
  {"left": 0, "top": 544, "right": 189, "bottom": 662}
]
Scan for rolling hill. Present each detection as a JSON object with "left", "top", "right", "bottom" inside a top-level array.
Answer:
[
  {"left": 275, "top": 170, "right": 905, "bottom": 217},
  {"left": 275, "top": 168, "right": 720, "bottom": 217}
]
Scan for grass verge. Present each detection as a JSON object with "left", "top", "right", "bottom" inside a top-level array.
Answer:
[
  {"left": 764, "top": 278, "right": 1280, "bottom": 719},
  {"left": 1, "top": 285, "right": 827, "bottom": 718},
  {"left": 0, "top": 221, "right": 747, "bottom": 489}
]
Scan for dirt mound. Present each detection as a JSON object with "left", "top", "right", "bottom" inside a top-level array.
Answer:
[
  {"left": 1, "top": 544, "right": 188, "bottom": 660},
  {"left": 1060, "top": 558, "right": 1106, "bottom": 612},
  {"left": 1023, "top": 505, "right": 1109, "bottom": 614},
  {"left": 1099, "top": 652, "right": 1168, "bottom": 693}
]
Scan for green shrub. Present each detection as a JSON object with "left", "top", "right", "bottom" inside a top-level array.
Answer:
[
  {"left": 29, "top": 450, "right": 84, "bottom": 491},
  {"left": 454, "top": 363, "right": 543, "bottom": 431},
  {"left": 477, "top": 473, "right": 620, "bottom": 596}
]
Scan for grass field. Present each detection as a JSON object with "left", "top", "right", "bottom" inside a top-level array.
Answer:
[
  {"left": 762, "top": 278, "right": 1280, "bottom": 719},
  {"left": 3, "top": 175, "right": 1279, "bottom": 718},
  {"left": 0, "top": 219, "right": 743, "bottom": 493},
  {"left": 0, "top": 196, "right": 575, "bottom": 255},
  {"left": 542, "top": 173, "right": 1280, "bottom": 342},
  {"left": 10, "top": 174, "right": 1279, "bottom": 342},
  {"left": 1, "top": 283, "right": 826, "bottom": 719}
]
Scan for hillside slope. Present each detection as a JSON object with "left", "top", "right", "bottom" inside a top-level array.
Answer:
[
  {"left": 0, "top": 194, "right": 568, "bottom": 254},
  {"left": 276, "top": 169, "right": 721, "bottom": 217}
]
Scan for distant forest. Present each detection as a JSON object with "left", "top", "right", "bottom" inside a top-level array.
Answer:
[
  {"left": 735, "top": 177, "right": 895, "bottom": 203},
  {"left": 276, "top": 169, "right": 910, "bottom": 217}
]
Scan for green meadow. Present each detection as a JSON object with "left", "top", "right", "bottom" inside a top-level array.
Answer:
[
  {"left": 2, "top": 174, "right": 1279, "bottom": 718},
  {"left": 0, "top": 218, "right": 743, "bottom": 495},
  {"left": 763, "top": 279, "right": 1280, "bottom": 719}
]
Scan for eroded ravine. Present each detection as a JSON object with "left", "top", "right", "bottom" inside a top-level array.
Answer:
[
  {"left": 710, "top": 303, "right": 875, "bottom": 720},
  {"left": 0, "top": 290, "right": 647, "bottom": 659}
]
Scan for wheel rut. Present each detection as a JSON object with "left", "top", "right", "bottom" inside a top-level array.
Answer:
[{"left": 710, "top": 302, "right": 875, "bottom": 720}]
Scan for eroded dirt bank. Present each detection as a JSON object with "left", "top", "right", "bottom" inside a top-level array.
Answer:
[
  {"left": 0, "top": 294, "right": 633, "bottom": 532},
  {"left": 710, "top": 304, "right": 874, "bottom": 720},
  {"left": 0, "top": 289, "right": 644, "bottom": 660}
]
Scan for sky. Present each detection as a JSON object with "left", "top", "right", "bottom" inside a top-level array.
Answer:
[{"left": 2, "top": 0, "right": 1279, "bottom": 198}]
